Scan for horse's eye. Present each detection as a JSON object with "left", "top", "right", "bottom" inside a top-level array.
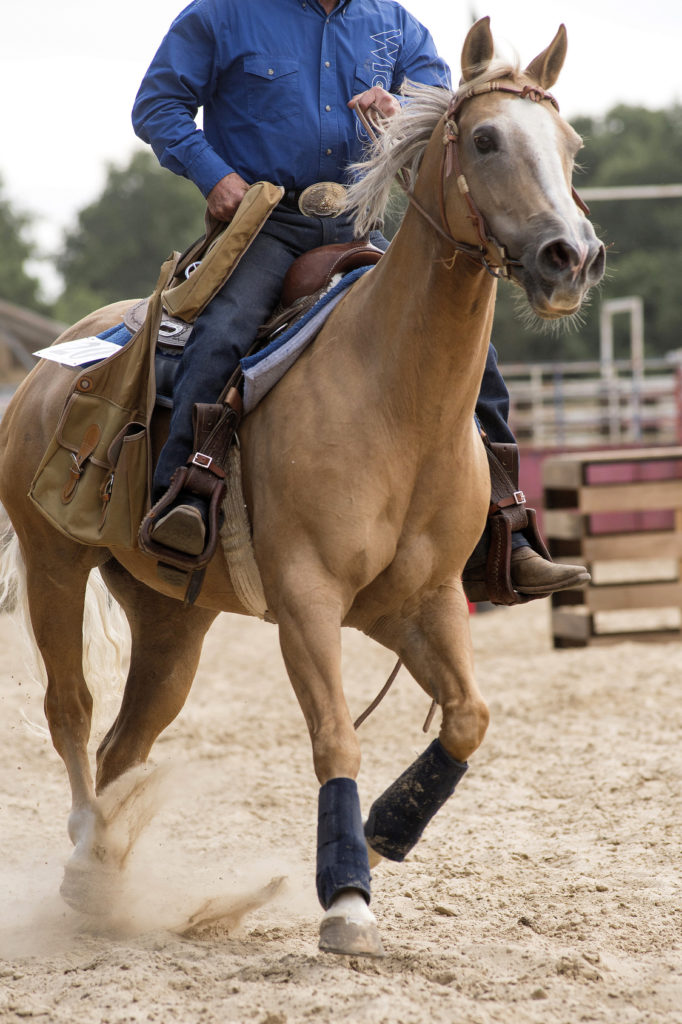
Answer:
[{"left": 474, "top": 133, "right": 495, "bottom": 153}]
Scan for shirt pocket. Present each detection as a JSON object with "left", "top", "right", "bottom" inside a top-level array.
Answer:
[
  {"left": 353, "top": 61, "right": 392, "bottom": 95},
  {"left": 244, "top": 55, "right": 301, "bottom": 123}
]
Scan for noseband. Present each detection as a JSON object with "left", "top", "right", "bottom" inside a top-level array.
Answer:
[{"left": 360, "top": 79, "right": 590, "bottom": 279}]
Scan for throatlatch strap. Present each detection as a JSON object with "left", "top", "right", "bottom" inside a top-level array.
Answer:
[{"left": 364, "top": 739, "right": 468, "bottom": 862}]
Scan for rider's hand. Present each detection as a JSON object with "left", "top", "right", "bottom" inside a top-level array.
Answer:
[
  {"left": 206, "top": 172, "right": 250, "bottom": 221},
  {"left": 348, "top": 86, "right": 401, "bottom": 120}
]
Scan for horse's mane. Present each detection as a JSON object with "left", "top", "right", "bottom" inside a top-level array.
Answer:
[{"left": 346, "top": 61, "right": 520, "bottom": 236}]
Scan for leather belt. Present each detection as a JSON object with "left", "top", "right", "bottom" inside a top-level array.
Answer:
[{"left": 282, "top": 182, "right": 348, "bottom": 218}]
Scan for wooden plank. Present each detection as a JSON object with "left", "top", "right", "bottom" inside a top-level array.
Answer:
[
  {"left": 569, "top": 447, "right": 682, "bottom": 464},
  {"left": 586, "top": 580, "right": 682, "bottom": 612},
  {"left": 577, "top": 480, "right": 682, "bottom": 514},
  {"left": 543, "top": 447, "right": 682, "bottom": 472},
  {"left": 577, "top": 629, "right": 682, "bottom": 646},
  {"left": 543, "top": 450, "right": 682, "bottom": 490},
  {"left": 551, "top": 588, "right": 586, "bottom": 607},
  {"left": 582, "top": 530, "right": 682, "bottom": 561},
  {"left": 541, "top": 459, "right": 584, "bottom": 489},
  {"left": 544, "top": 510, "right": 584, "bottom": 539},
  {"left": 551, "top": 610, "right": 592, "bottom": 641}
]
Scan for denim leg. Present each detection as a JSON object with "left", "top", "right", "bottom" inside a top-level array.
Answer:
[
  {"left": 153, "top": 206, "right": 357, "bottom": 499},
  {"left": 153, "top": 237, "right": 292, "bottom": 498},
  {"left": 472, "top": 343, "right": 528, "bottom": 558},
  {"left": 475, "top": 343, "right": 516, "bottom": 444}
]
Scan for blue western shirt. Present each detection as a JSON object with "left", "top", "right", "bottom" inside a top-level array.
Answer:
[{"left": 132, "top": 0, "right": 451, "bottom": 196}]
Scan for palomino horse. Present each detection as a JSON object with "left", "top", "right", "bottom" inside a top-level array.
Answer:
[{"left": 0, "top": 20, "right": 604, "bottom": 955}]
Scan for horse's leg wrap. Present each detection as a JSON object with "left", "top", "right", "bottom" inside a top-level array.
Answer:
[
  {"left": 364, "top": 739, "right": 468, "bottom": 861},
  {"left": 316, "top": 778, "right": 371, "bottom": 911}
]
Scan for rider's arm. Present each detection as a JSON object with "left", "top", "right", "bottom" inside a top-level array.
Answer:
[
  {"left": 132, "top": 4, "right": 233, "bottom": 199},
  {"left": 392, "top": 14, "right": 452, "bottom": 93}
]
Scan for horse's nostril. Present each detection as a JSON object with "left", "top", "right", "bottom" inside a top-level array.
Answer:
[
  {"left": 588, "top": 243, "right": 606, "bottom": 284},
  {"left": 539, "top": 239, "right": 580, "bottom": 277}
]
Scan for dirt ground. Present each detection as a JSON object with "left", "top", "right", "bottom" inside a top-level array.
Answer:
[{"left": 0, "top": 592, "right": 680, "bottom": 1024}]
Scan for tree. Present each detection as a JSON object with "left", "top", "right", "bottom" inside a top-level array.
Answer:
[
  {"left": 0, "top": 175, "right": 48, "bottom": 314},
  {"left": 55, "top": 151, "right": 206, "bottom": 323}
]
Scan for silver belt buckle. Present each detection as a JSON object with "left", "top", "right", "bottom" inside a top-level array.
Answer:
[{"left": 298, "top": 182, "right": 347, "bottom": 218}]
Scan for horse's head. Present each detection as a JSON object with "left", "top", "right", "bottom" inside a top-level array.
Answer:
[{"left": 439, "top": 18, "right": 605, "bottom": 319}]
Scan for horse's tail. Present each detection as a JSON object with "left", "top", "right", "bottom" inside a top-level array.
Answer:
[
  {"left": 0, "top": 504, "right": 129, "bottom": 730},
  {"left": 0, "top": 505, "right": 40, "bottom": 672}
]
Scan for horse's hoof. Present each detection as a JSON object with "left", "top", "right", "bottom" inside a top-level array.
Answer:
[
  {"left": 319, "top": 915, "right": 386, "bottom": 957},
  {"left": 318, "top": 891, "right": 385, "bottom": 957},
  {"left": 60, "top": 855, "right": 120, "bottom": 915}
]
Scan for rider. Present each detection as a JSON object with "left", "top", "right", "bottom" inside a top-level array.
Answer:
[{"left": 132, "top": 0, "right": 588, "bottom": 598}]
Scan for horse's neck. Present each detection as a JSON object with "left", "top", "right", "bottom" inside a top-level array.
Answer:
[{"left": 351, "top": 207, "right": 497, "bottom": 430}]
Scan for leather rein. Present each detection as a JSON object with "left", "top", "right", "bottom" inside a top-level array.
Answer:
[{"left": 356, "top": 78, "right": 590, "bottom": 280}]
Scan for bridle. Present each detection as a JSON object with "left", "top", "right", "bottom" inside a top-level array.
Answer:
[{"left": 357, "top": 77, "right": 591, "bottom": 280}]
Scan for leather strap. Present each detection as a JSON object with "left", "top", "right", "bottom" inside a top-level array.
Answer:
[
  {"left": 138, "top": 394, "right": 242, "bottom": 576},
  {"left": 482, "top": 439, "right": 552, "bottom": 605},
  {"left": 62, "top": 423, "right": 101, "bottom": 503}
]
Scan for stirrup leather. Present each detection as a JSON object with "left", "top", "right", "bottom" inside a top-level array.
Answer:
[
  {"left": 138, "top": 390, "right": 242, "bottom": 574},
  {"left": 469, "top": 438, "right": 551, "bottom": 606}
]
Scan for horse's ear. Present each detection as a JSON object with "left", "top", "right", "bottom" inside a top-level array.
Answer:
[
  {"left": 524, "top": 25, "right": 567, "bottom": 89},
  {"left": 460, "top": 17, "right": 494, "bottom": 82}
]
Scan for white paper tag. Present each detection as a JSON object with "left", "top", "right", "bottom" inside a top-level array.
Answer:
[{"left": 33, "top": 337, "right": 122, "bottom": 367}]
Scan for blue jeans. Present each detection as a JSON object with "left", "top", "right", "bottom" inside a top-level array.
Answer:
[
  {"left": 153, "top": 202, "right": 521, "bottom": 553},
  {"left": 472, "top": 343, "right": 528, "bottom": 560},
  {"left": 153, "top": 200, "right": 368, "bottom": 499}
]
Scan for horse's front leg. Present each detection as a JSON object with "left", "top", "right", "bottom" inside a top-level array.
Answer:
[
  {"left": 365, "top": 580, "right": 489, "bottom": 865},
  {"left": 275, "top": 581, "right": 384, "bottom": 957}
]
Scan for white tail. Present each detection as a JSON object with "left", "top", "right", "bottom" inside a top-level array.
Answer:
[{"left": 0, "top": 505, "right": 130, "bottom": 733}]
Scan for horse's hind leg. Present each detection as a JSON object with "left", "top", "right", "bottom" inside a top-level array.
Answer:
[
  {"left": 365, "top": 582, "right": 489, "bottom": 864},
  {"left": 95, "top": 558, "right": 218, "bottom": 791},
  {"left": 19, "top": 530, "right": 104, "bottom": 851}
]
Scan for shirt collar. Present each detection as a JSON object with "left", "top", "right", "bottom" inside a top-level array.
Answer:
[{"left": 310, "top": 0, "right": 353, "bottom": 14}]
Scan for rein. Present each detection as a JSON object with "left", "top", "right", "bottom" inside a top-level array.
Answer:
[{"left": 355, "top": 77, "right": 590, "bottom": 280}]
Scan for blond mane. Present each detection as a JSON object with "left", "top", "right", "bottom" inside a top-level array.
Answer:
[{"left": 346, "top": 62, "right": 520, "bottom": 236}]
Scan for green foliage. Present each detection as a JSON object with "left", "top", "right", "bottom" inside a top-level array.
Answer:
[
  {"left": 55, "top": 151, "right": 206, "bottom": 323},
  {"left": 491, "top": 104, "right": 682, "bottom": 363},
  {"left": 0, "top": 176, "right": 48, "bottom": 313}
]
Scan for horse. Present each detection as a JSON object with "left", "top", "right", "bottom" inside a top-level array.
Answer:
[{"left": 0, "top": 19, "right": 604, "bottom": 956}]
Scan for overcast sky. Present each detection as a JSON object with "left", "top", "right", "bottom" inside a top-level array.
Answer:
[{"left": 2, "top": 0, "right": 680, "bottom": 292}]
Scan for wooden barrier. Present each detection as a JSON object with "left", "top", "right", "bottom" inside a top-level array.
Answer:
[{"left": 542, "top": 447, "right": 682, "bottom": 646}]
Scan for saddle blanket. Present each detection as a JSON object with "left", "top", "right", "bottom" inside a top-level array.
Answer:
[
  {"left": 240, "top": 266, "right": 368, "bottom": 413},
  {"left": 34, "top": 266, "right": 370, "bottom": 414}
]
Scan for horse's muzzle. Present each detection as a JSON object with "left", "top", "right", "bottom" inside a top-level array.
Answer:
[{"left": 519, "top": 231, "right": 606, "bottom": 319}]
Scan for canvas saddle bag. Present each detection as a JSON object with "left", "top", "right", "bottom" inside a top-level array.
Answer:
[{"left": 28, "top": 181, "right": 284, "bottom": 550}]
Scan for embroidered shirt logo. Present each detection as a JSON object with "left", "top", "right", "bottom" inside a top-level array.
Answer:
[{"left": 369, "top": 29, "right": 401, "bottom": 90}]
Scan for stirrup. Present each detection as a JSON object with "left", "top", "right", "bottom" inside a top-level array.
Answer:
[
  {"left": 463, "top": 438, "right": 551, "bottom": 606},
  {"left": 139, "top": 391, "right": 242, "bottom": 578},
  {"left": 138, "top": 462, "right": 226, "bottom": 573}
]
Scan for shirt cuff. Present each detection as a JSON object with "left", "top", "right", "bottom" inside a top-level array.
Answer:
[{"left": 186, "top": 147, "right": 236, "bottom": 198}]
